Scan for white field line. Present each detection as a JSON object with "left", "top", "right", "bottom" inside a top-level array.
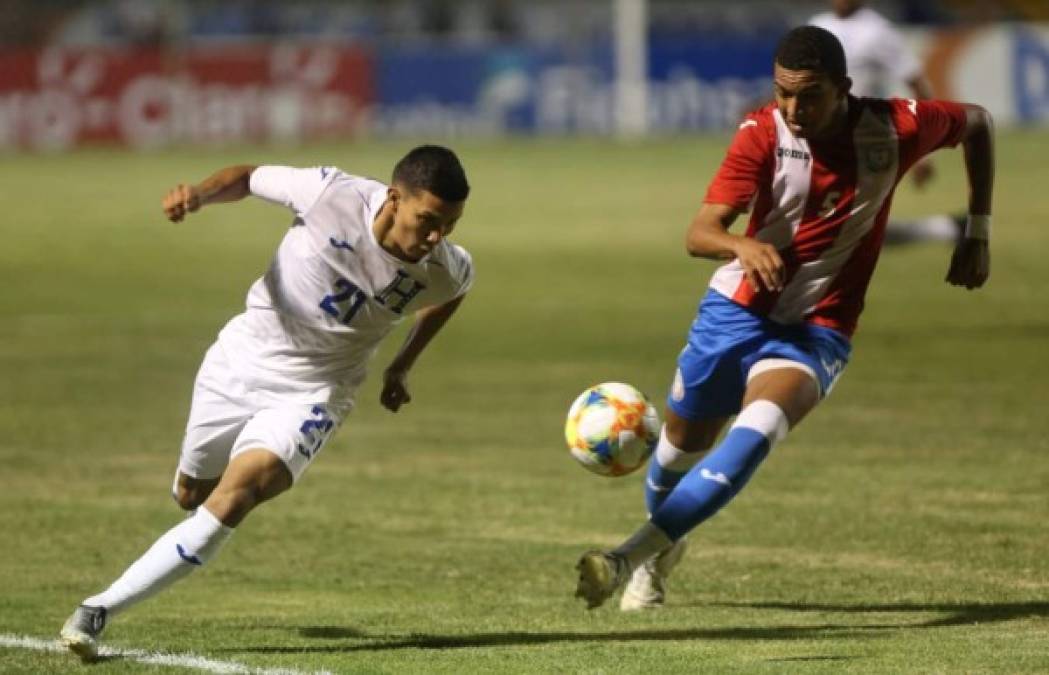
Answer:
[{"left": 0, "top": 634, "right": 332, "bottom": 675}]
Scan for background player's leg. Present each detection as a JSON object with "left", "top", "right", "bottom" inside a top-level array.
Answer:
[{"left": 884, "top": 213, "right": 964, "bottom": 246}]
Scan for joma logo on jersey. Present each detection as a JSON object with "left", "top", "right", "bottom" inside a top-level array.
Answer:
[
  {"left": 376, "top": 270, "right": 426, "bottom": 314},
  {"left": 777, "top": 147, "right": 811, "bottom": 161}
]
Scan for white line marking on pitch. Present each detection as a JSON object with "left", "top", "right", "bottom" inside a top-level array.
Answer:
[{"left": 0, "top": 634, "right": 332, "bottom": 675}]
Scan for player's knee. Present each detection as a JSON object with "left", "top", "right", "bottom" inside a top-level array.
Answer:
[
  {"left": 173, "top": 487, "right": 203, "bottom": 511},
  {"left": 200, "top": 485, "right": 259, "bottom": 527},
  {"left": 172, "top": 476, "right": 219, "bottom": 511},
  {"left": 665, "top": 413, "right": 721, "bottom": 454},
  {"left": 199, "top": 450, "right": 293, "bottom": 526}
]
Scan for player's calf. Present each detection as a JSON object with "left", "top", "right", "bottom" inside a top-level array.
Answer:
[
  {"left": 651, "top": 400, "right": 788, "bottom": 540},
  {"left": 645, "top": 413, "right": 722, "bottom": 514},
  {"left": 201, "top": 448, "right": 293, "bottom": 527}
]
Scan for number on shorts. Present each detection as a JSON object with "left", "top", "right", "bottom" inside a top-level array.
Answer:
[{"left": 297, "top": 406, "right": 334, "bottom": 460}]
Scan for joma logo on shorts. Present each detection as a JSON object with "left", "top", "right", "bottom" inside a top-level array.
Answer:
[
  {"left": 777, "top": 147, "right": 811, "bottom": 161},
  {"left": 820, "top": 357, "right": 845, "bottom": 378}
]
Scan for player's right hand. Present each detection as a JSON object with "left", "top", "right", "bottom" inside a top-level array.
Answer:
[
  {"left": 945, "top": 238, "right": 990, "bottom": 290},
  {"left": 162, "top": 184, "right": 202, "bottom": 222},
  {"left": 733, "top": 238, "right": 786, "bottom": 293},
  {"left": 380, "top": 368, "right": 412, "bottom": 413}
]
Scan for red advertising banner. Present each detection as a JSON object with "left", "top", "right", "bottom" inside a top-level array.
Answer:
[{"left": 0, "top": 44, "right": 373, "bottom": 150}]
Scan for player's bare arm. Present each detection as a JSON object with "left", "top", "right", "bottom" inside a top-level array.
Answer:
[
  {"left": 380, "top": 294, "right": 466, "bottom": 412},
  {"left": 946, "top": 103, "right": 994, "bottom": 290},
  {"left": 686, "top": 202, "right": 786, "bottom": 292},
  {"left": 162, "top": 164, "right": 257, "bottom": 223}
]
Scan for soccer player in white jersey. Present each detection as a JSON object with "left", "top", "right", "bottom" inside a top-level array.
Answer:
[
  {"left": 811, "top": 0, "right": 962, "bottom": 245},
  {"left": 60, "top": 145, "right": 474, "bottom": 659},
  {"left": 574, "top": 26, "right": 993, "bottom": 610}
]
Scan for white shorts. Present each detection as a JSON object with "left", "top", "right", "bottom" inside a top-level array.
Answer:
[{"left": 178, "top": 343, "right": 352, "bottom": 483}]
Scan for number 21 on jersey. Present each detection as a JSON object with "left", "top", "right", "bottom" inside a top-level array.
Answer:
[{"left": 319, "top": 278, "right": 367, "bottom": 325}]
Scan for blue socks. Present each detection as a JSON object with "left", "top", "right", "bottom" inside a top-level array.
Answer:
[{"left": 652, "top": 400, "right": 788, "bottom": 541}]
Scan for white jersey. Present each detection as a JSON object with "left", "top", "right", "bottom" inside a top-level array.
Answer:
[
  {"left": 215, "top": 165, "right": 474, "bottom": 405},
  {"left": 809, "top": 7, "right": 922, "bottom": 98}
]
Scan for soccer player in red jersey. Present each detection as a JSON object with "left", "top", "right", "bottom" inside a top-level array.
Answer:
[{"left": 575, "top": 25, "right": 993, "bottom": 610}]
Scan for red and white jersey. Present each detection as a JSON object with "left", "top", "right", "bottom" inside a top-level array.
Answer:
[{"left": 704, "top": 97, "right": 967, "bottom": 337}]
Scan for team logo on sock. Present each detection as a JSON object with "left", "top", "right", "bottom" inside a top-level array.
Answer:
[
  {"left": 700, "top": 468, "right": 731, "bottom": 487},
  {"left": 646, "top": 477, "right": 672, "bottom": 493},
  {"left": 176, "top": 543, "right": 202, "bottom": 565}
]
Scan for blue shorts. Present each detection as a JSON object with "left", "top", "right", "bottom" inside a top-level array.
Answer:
[{"left": 667, "top": 290, "right": 852, "bottom": 421}]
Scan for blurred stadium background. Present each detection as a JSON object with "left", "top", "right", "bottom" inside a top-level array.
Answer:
[{"left": 3, "top": 0, "right": 1049, "bottom": 149}]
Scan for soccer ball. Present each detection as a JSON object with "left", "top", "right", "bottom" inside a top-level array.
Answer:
[{"left": 565, "top": 382, "right": 660, "bottom": 477}]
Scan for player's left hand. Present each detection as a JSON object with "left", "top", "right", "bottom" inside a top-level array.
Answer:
[
  {"left": 380, "top": 368, "right": 411, "bottom": 412},
  {"left": 910, "top": 158, "right": 935, "bottom": 190},
  {"left": 945, "top": 238, "right": 990, "bottom": 290},
  {"left": 162, "top": 183, "right": 203, "bottom": 222}
]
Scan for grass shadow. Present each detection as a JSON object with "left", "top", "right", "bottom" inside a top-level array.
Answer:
[
  {"left": 711, "top": 600, "right": 1049, "bottom": 629},
  {"left": 219, "top": 600, "right": 1049, "bottom": 655},
  {"left": 221, "top": 623, "right": 886, "bottom": 655}
]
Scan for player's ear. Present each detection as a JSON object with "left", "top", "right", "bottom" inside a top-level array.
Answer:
[
  {"left": 387, "top": 186, "right": 402, "bottom": 212},
  {"left": 841, "top": 76, "right": 853, "bottom": 97}
]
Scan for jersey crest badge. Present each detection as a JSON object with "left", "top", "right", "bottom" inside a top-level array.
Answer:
[{"left": 863, "top": 145, "right": 893, "bottom": 173}]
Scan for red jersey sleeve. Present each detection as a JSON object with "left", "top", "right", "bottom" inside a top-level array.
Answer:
[
  {"left": 704, "top": 114, "right": 774, "bottom": 211},
  {"left": 914, "top": 99, "right": 968, "bottom": 155},
  {"left": 893, "top": 98, "right": 968, "bottom": 170}
]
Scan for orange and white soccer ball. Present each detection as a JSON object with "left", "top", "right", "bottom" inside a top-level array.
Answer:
[{"left": 565, "top": 382, "right": 660, "bottom": 477}]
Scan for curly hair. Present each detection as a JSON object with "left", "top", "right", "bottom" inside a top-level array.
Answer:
[{"left": 774, "top": 26, "right": 848, "bottom": 84}]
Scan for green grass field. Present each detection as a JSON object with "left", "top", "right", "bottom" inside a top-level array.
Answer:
[{"left": 1, "top": 132, "right": 1048, "bottom": 673}]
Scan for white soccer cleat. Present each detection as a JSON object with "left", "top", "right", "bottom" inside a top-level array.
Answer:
[
  {"left": 620, "top": 537, "right": 688, "bottom": 611},
  {"left": 60, "top": 604, "right": 107, "bottom": 662},
  {"left": 575, "top": 550, "right": 629, "bottom": 610}
]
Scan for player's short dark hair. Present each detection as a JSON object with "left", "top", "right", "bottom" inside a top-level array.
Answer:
[
  {"left": 774, "top": 25, "right": 848, "bottom": 85},
  {"left": 392, "top": 145, "right": 470, "bottom": 202}
]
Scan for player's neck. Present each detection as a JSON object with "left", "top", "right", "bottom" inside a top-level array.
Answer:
[
  {"left": 371, "top": 203, "right": 399, "bottom": 257},
  {"left": 372, "top": 202, "right": 421, "bottom": 263},
  {"left": 810, "top": 97, "right": 851, "bottom": 141}
]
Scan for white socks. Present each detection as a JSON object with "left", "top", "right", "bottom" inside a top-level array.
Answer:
[
  {"left": 84, "top": 506, "right": 233, "bottom": 616},
  {"left": 654, "top": 427, "right": 705, "bottom": 473},
  {"left": 733, "top": 399, "right": 789, "bottom": 443},
  {"left": 612, "top": 522, "right": 674, "bottom": 571}
]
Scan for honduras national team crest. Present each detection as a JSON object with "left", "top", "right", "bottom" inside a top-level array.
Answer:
[{"left": 864, "top": 145, "right": 893, "bottom": 173}]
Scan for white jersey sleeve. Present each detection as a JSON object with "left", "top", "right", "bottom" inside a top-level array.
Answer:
[{"left": 249, "top": 165, "right": 339, "bottom": 216}]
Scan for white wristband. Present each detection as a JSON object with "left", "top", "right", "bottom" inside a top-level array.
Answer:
[{"left": 964, "top": 214, "right": 991, "bottom": 240}]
